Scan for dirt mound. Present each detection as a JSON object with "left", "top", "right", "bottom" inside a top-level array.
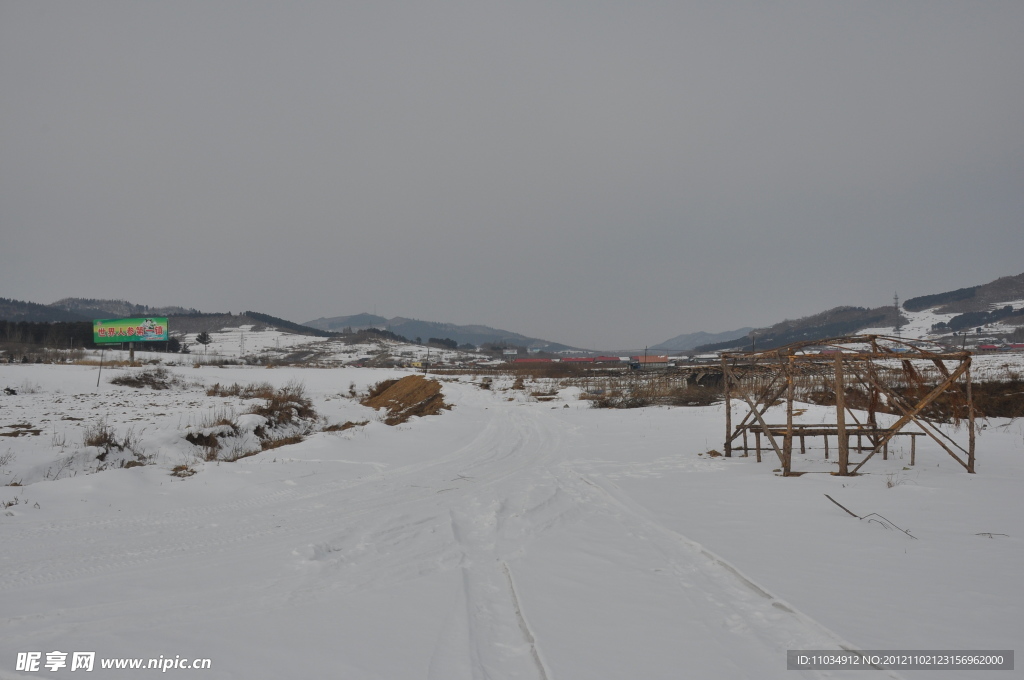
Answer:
[{"left": 361, "top": 375, "right": 450, "bottom": 425}]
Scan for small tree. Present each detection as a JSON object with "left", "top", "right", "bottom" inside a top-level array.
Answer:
[{"left": 195, "top": 332, "right": 212, "bottom": 347}]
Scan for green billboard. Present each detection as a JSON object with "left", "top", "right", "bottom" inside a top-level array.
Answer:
[{"left": 93, "top": 318, "right": 169, "bottom": 344}]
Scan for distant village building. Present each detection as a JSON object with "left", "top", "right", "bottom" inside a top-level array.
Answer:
[{"left": 631, "top": 355, "right": 669, "bottom": 371}]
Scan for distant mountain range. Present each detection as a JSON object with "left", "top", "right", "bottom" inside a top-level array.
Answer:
[
  {"left": 4, "top": 272, "right": 1022, "bottom": 353},
  {"left": 304, "top": 313, "right": 578, "bottom": 351},
  {"left": 650, "top": 328, "right": 754, "bottom": 352},
  {"left": 0, "top": 298, "right": 332, "bottom": 339},
  {"left": 902, "top": 272, "right": 1024, "bottom": 314},
  {"left": 0, "top": 297, "right": 201, "bottom": 323},
  {"left": 0, "top": 298, "right": 576, "bottom": 350},
  {"left": 689, "top": 305, "right": 903, "bottom": 353},
  {"left": 682, "top": 271, "right": 1024, "bottom": 353}
]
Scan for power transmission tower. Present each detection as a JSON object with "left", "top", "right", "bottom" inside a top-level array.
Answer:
[{"left": 894, "top": 292, "right": 902, "bottom": 339}]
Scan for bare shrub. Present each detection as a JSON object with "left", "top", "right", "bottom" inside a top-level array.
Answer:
[
  {"left": 18, "top": 379, "right": 41, "bottom": 394},
  {"left": 185, "top": 382, "right": 317, "bottom": 464},
  {"left": 247, "top": 381, "right": 315, "bottom": 426},
  {"left": 83, "top": 420, "right": 147, "bottom": 463},
  {"left": 207, "top": 381, "right": 275, "bottom": 399},
  {"left": 666, "top": 384, "right": 722, "bottom": 407},
  {"left": 83, "top": 420, "right": 119, "bottom": 460},
  {"left": 586, "top": 374, "right": 710, "bottom": 409}
]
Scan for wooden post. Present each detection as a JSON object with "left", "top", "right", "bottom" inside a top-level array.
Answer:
[
  {"left": 800, "top": 433, "right": 806, "bottom": 454},
  {"left": 824, "top": 434, "right": 829, "bottom": 459},
  {"left": 911, "top": 435, "right": 916, "bottom": 466},
  {"left": 868, "top": 338, "right": 880, "bottom": 449},
  {"left": 755, "top": 430, "right": 762, "bottom": 462},
  {"left": 742, "top": 428, "right": 749, "bottom": 456},
  {"left": 129, "top": 342, "right": 135, "bottom": 364},
  {"left": 966, "top": 357, "right": 975, "bottom": 473},
  {"left": 783, "top": 355, "right": 794, "bottom": 475},
  {"left": 723, "top": 358, "right": 732, "bottom": 457},
  {"left": 835, "top": 353, "right": 850, "bottom": 475}
]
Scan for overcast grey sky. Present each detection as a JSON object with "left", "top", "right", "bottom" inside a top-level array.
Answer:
[{"left": 2, "top": 1, "right": 1022, "bottom": 349}]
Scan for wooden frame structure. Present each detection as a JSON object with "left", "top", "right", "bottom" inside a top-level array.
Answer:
[{"left": 721, "top": 335, "right": 975, "bottom": 476}]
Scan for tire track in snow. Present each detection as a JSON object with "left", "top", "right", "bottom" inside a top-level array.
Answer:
[
  {"left": 0, "top": 400, "right": 520, "bottom": 594},
  {"left": 557, "top": 468, "right": 907, "bottom": 680}
]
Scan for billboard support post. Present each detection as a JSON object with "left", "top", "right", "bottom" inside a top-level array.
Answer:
[{"left": 93, "top": 318, "right": 169, "bottom": 377}]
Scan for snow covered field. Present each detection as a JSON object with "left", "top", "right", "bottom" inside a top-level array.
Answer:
[{"left": 1, "top": 363, "right": 1021, "bottom": 679}]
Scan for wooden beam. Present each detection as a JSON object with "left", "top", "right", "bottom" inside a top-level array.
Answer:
[
  {"left": 851, "top": 360, "right": 970, "bottom": 473},
  {"left": 737, "top": 391, "right": 786, "bottom": 468},
  {"left": 856, "top": 367, "right": 971, "bottom": 465},
  {"left": 727, "top": 377, "right": 785, "bottom": 440}
]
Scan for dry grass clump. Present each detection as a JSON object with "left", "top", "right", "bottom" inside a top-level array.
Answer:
[
  {"left": 207, "top": 381, "right": 276, "bottom": 399},
  {"left": 171, "top": 464, "right": 196, "bottom": 478},
  {"left": 589, "top": 389, "right": 653, "bottom": 409},
  {"left": 110, "top": 367, "right": 179, "bottom": 390},
  {"left": 259, "top": 434, "right": 306, "bottom": 451},
  {"left": 666, "top": 384, "right": 722, "bottom": 406},
  {"left": 972, "top": 380, "right": 1024, "bottom": 419},
  {"left": 207, "top": 381, "right": 316, "bottom": 426},
  {"left": 323, "top": 420, "right": 369, "bottom": 432},
  {"left": 246, "top": 381, "right": 316, "bottom": 426},
  {"left": 586, "top": 376, "right": 721, "bottom": 409},
  {"left": 82, "top": 419, "right": 149, "bottom": 466},
  {"left": 361, "top": 375, "right": 450, "bottom": 425},
  {"left": 184, "top": 422, "right": 237, "bottom": 454},
  {"left": 802, "top": 376, "right": 1024, "bottom": 422},
  {"left": 185, "top": 381, "right": 317, "bottom": 463}
]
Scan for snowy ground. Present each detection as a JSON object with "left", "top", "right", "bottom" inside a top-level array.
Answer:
[{"left": 1, "top": 363, "right": 1021, "bottom": 679}]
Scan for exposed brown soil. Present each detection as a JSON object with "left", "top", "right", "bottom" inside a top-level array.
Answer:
[
  {"left": 1, "top": 423, "right": 41, "bottom": 437},
  {"left": 361, "top": 375, "right": 451, "bottom": 425}
]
